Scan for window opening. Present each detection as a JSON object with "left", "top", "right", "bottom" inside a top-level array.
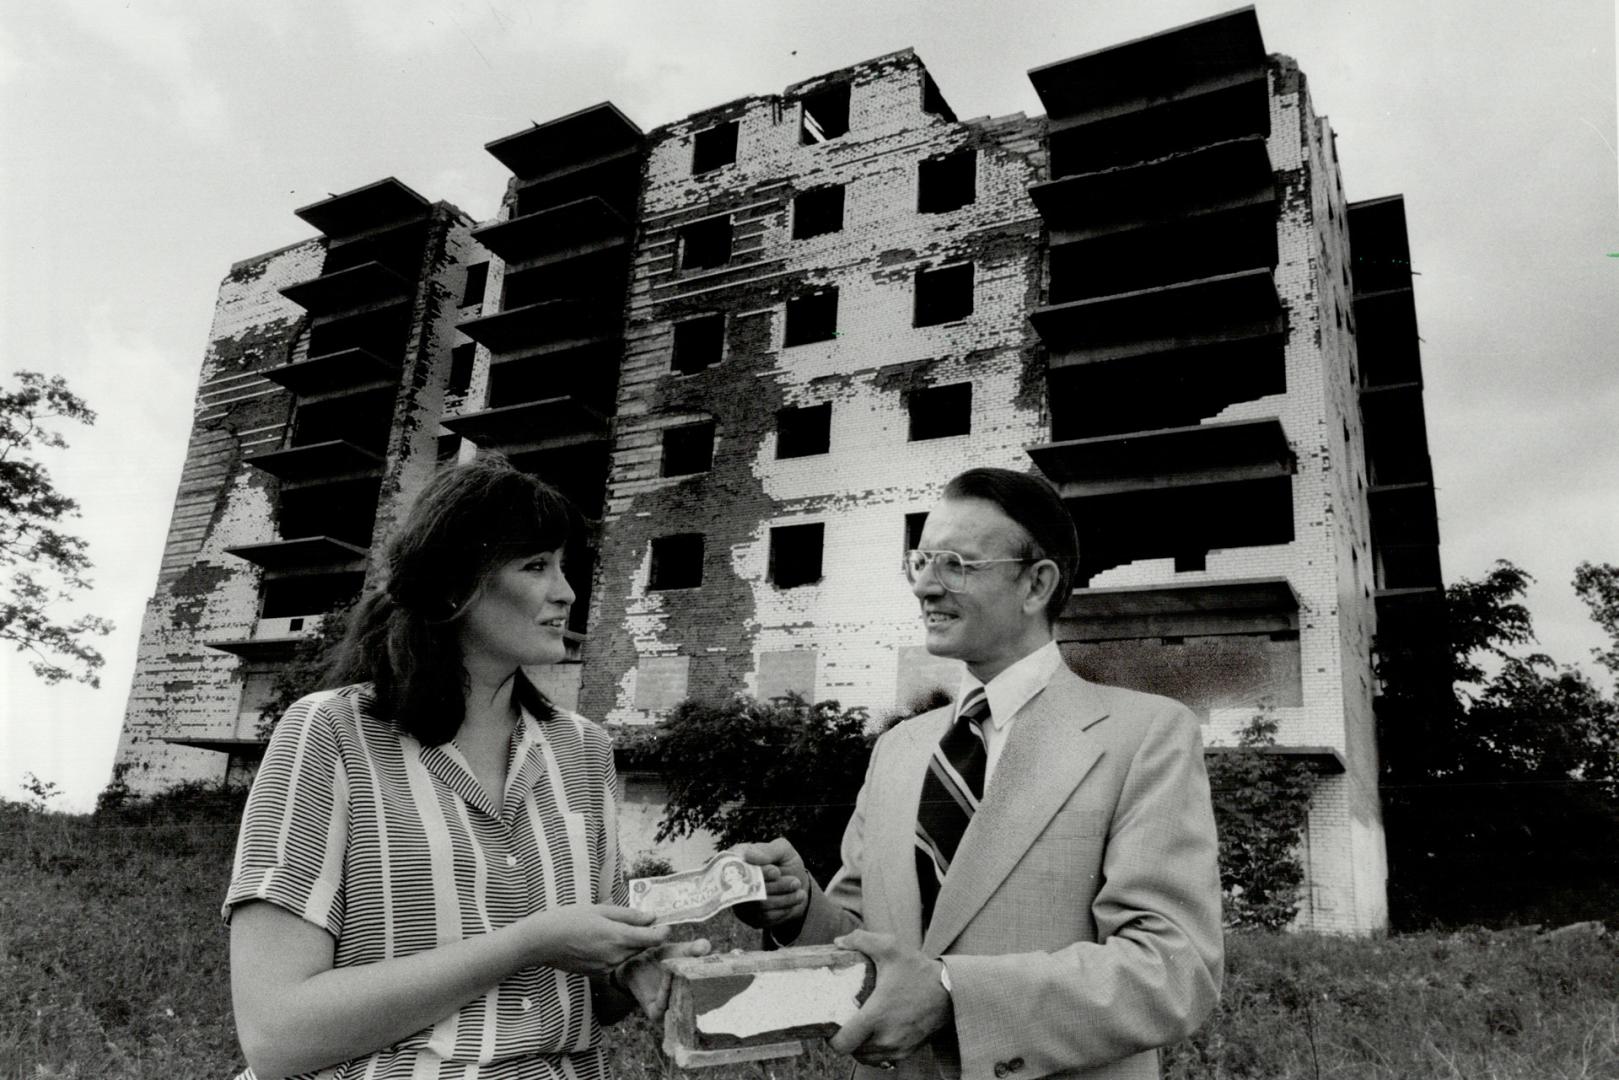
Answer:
[
  {"left": 277, "top": 480, "right": 379, "bottom": 546},
  {"left": 776, "top": 403, "right": 831, "bottom": 459},
  {"left": 904, "top": 511, "right": 928, "bottom": 552},
  {"left": 692, "top": 121, "right": 739, "bottom": 174},
  {"left": 672, "top": 313, "right": 725, "bottom": 374},
  {"left": 448, "top": 344, "right": 475, "bottom": 400},
  {"left": 461, "top": 262, "right": 489, "bottom": 306},
  {"left": 784, "top": 288, "right": 838, "bottom": 346},
  {"left": 291, "top": 388, "right": 394, "bottom": 451},
  {"left": 662, "top": 421, "right": 715, "bottom": 477},
  {"left": 914, "top": 262, "right": 974, "bottom": 326},
  {"left": 261, "top": 574, "right": 363, "bottom": 619},
  {"left": 770, "top": 523, "right": 825, "bottom": 588},
  {"left": 800, "top": 84, "right": 850, "bottom": 144},
  {"left": 679, "top": 215, "right": 732, "bottom": 271},
  {"left": 649, "top": 534, "right": 704, "bottom": 590},
  {"left": 907, "top": 382, "right": 972, "bottom": 440},
  {"left": 792, "top": 185, "right": 845, "bottom": 240},
  {"left": 918, "top": 149, "right": 976, "bottom": 214}
]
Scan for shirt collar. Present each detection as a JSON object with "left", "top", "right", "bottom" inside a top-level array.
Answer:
[{"left": 956, "top": 640, "right": 1063, "bottom": 731}]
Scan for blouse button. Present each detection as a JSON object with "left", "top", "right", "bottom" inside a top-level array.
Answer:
[
  {"left": 521, "top": 997, "right": 534, "bottom": 1012},
  {"left": 506, "top": 854, "right": 518, "bottom": 868}
]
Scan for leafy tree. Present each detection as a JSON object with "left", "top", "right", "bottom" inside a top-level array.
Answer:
[
  {"left": 1207, "top": 709, "right": 1317, "bottom": 931},
  {"left": 0, "top": 371, "right": 113, "bottom": 685},
  {"left": 1573, "top": 561, "right": 1619, "bottom": 680},
  {"left": 19, "top": 771, "right": 62, "bottom": 812},
  {"left": 651, "top": 694, "right": 875, "bottom": 884},
  {"left": 1379, "top": 560, "right": 1619, "bottom": 928}
]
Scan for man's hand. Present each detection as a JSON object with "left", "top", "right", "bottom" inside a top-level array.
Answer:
[
  {"left": 830, "top": 930, "right": 952, "bottom": 1066},
  {"left": 728, "top": 839, "right": 810, "bottom": 932},
  {"left": 618, "top": 938, "right": 712, "bottom": 1023}
]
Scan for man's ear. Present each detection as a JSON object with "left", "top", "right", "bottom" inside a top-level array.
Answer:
[{"left": 1023, "top": 559, "right": 1061, "bottom": 616}]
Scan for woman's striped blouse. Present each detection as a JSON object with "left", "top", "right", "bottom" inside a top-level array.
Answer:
[{"left": 224, "top": 684, "right": 628, "bottom": 1080}]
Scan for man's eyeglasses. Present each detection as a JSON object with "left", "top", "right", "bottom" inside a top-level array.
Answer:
[{"left": 903, "top": 549, "right": 1038, "bottom": 593}]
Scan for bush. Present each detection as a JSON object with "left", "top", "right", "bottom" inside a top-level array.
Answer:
[
  {"left": 611, "top": 722, "right": 665, "bottom": 774},
  {"left": 94, "top": 780, "right": 249, "bottom": 829},
  {"left": 257, "top": 594, "right": 356, "bottom": 737},
  {"left": 652, "top": 694, "right": 875, "bottom": 884},
  {"left": 1207, "top": 710, "right": 1317, "bottom": 931},
  {"left": 94, "top": 762, "right": 135, "bottom": 816},
  {"left": 627, "top": 852, "right": 675, "bottom": 879},
  {"left": 877, "top": 684, "right": 953, "bottom": 734}
]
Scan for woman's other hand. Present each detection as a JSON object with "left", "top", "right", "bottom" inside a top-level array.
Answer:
[
  {"left": 525, "top": 904, "right": 670, "bottom": 974},
  {"left": 620, "top": 938, "right": 712, "bottom": 1022}
]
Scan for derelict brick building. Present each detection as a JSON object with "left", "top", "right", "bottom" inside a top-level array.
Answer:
[{"left": 113, "top": 7, "right": 1443, "bottom": 932}]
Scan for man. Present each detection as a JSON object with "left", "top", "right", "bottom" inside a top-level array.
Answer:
[{"left": 736, "top": 467, "right": 1222, "bottom": 1080}]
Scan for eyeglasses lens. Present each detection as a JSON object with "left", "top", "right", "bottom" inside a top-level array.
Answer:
[{"left": 904, "top": 551, "right": 965, "bottom": 592}]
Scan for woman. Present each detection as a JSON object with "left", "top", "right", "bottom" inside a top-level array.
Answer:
[{"left": 225, "top": 458, "right": 705, "bottom": 1079}]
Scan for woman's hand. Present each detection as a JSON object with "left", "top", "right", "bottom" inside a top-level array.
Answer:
[
  {"left": 618, "top": 938, "right": 713, "bottom": 1022},
  {"left": 524, "top": 904, "right": 671, "bottom": 974}
]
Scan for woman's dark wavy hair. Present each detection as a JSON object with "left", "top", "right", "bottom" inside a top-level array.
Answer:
[
  {"left": 942, "top": 466, "right": 1080, "bottom": 626},
  {"left": 322, "top": 455, "right": 584, "bottom": 745}
]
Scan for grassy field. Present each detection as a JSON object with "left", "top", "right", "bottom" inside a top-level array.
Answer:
[{"left": 3, "top": 802, "right": 1616, "bottom": 1080}]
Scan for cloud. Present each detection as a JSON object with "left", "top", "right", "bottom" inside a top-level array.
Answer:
[
  {"left": 342, "top": 0, "right": 503, "bottom": 56},
  {"left": 0, "top": 16, "right": 21, "bottom": 84},
  {"left": 54, "top": 0, "right": 230, "bottom": 140}
]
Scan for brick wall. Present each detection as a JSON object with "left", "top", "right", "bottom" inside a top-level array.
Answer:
[
  {"left": 111, "top": 241, "right": 318, "bottom": 794},
  {"left": 582, "top": 51, "right": 1047, "bottom": 724},
  {"left": 113, "top": 206, "right": 474, "bottom": 796},
  {"left": 1072, "top": 58, "right": 1386, "bottom": 932},
  {"left": 113, "top": 38, "right": 1408, "bottom": 934}
]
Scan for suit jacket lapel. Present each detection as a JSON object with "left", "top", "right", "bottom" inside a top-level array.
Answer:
[{"left": 921, "top": 668, "right": 1110, "bottom": 956}]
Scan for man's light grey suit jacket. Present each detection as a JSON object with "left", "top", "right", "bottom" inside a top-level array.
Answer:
[{"left": 795, "top": 665, "right": 1223, "bottom": 1080}]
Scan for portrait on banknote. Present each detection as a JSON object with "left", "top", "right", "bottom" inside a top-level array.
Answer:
[{"left": 629, "top": 851, "right": 766, "bottom": 925}]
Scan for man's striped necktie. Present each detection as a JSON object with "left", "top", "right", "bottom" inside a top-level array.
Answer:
[{"left": 914, "top": 688, "right": 990, "bottom": 930}]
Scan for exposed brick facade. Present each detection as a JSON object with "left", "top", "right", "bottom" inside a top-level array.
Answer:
[
  {"left": 112, "top": 202, "right": 472, "bottom": 793},
  {"left": 112, "top": 240, "right": 316, "bottom": 792},
  {"left": 116, "top": 19, "right": 1439, "bottom": 933},
  {"left": 580, "top": 51, "right": 1049, "bottom": 725}
]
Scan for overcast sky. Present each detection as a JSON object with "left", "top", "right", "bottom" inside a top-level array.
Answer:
[{"left": 2, "top": 0, "right": 1614, "bottom": 811}]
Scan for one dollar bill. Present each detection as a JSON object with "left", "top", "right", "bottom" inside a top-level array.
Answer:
[{"left": 628, "top": 851, "right": 766, "bottom": 926}]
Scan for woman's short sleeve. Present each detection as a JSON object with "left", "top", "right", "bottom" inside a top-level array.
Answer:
[
  {"left": 601, "top": 742, "right": 630, "bottom": 907},
  {"left": 222, "top": 694, "right": 350, "bottom": 936}
]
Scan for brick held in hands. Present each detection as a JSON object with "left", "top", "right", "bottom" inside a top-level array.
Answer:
[{"left": 662, "top": 945, "right": 876, "bottom": 1057}]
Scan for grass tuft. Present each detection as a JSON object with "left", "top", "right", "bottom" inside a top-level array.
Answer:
[{"left": 3, "top": 803, "right": 1615, "bottom": 1079}]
